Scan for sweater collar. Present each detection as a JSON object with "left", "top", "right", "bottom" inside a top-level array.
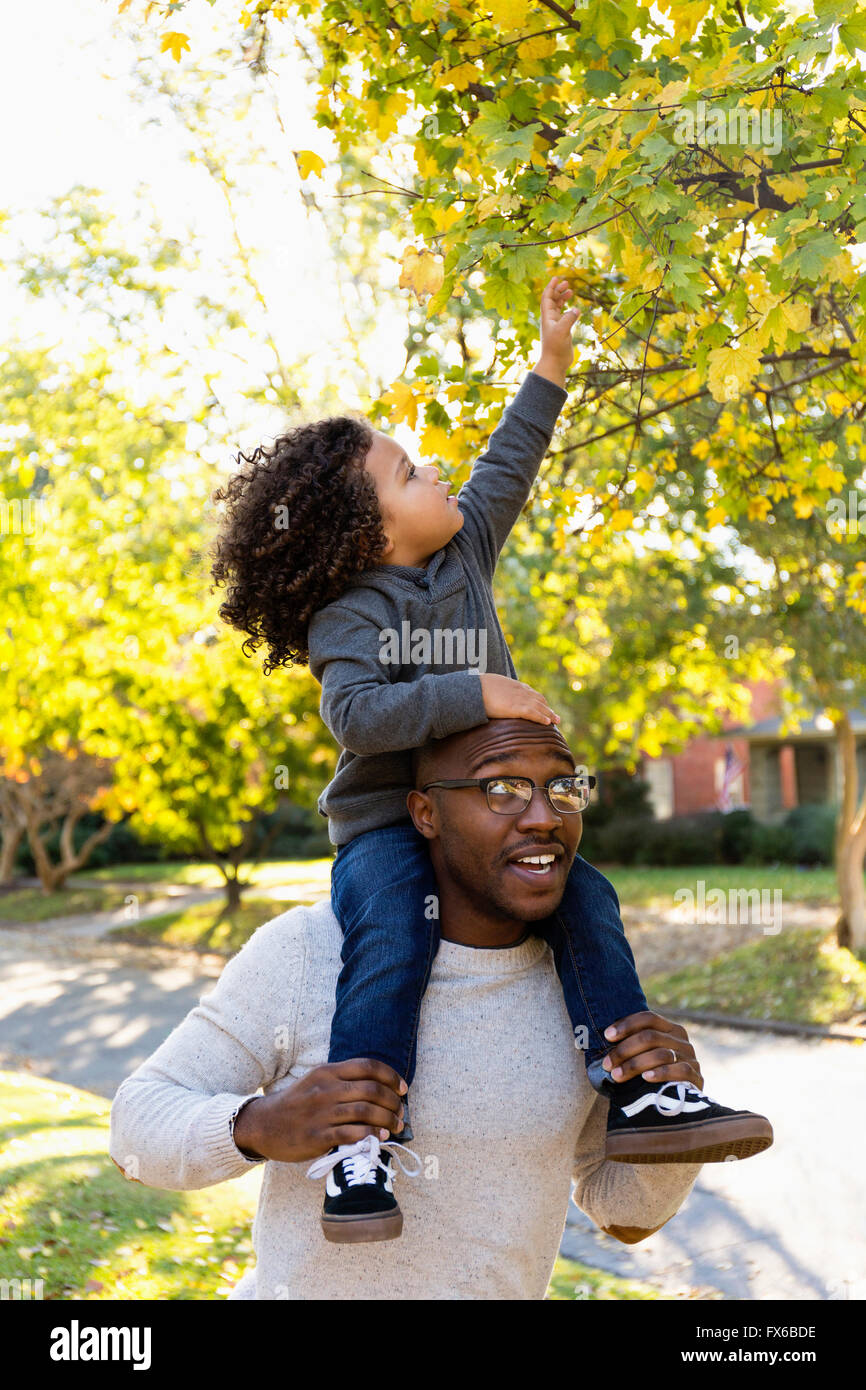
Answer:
[{"left": 432, "top": 933, "right": 548, "bottom": 976}]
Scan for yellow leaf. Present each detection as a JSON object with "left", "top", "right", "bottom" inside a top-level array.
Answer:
[
  {"left": 691, "top": 438, "right": 711, "bottom": 460},
  {"left": 706, "top": 505, "right": 727, "bottom": 527},
  {"left": 520, "top": 33, "right": 559, "bottom": 60},
  {"left": 414, "top": 144, "right": 440, "bottom": 178},
  {"left": 419, "top": 421, "right": 452, "bottom": 461},
  {"left": 629, "top": 113, "right": 660, "bottom": 149},
  {"left": 595, "top": 138, "right": 629, "bottom": 185},
  {"left": 747, "top": 495, "right": 772, "bottom": 520},
  {"left": 160, "top": 32, "right": 190, "bottom": 63},
  {"left": 610, "top": 508, "right": 633, "bottom": 530},
  {"left": 633, "top": 467, "right": 654, "bottom": 492},
  {"left": 774, "top": 173, "right": 808, "bottom": 203},
  {"left": 815, "top": 462, "right": 846, "bottom": 490},
  {"left": 380, "top": 381, "right": 418, "bottom": 431},
  {"left": 782, "top": 300, "right": 811, "bottom": 336},
  {"left": 657, "top": 79, "right": 690, "bottom": 107},
  {"left": 793, "top": 496, "right": 815, "bottom": 519},
  {"left": 398, "top": 246, "right": 445, "bottom": 300},
  {"left": 295, "top": 150, "right": 326, "bottom": 180},
  {"left": 477, "top": 193, "right": 519, "bottom": 221},
  {"left": 445, "top": 62, "right": 478, "bottom": 92},
  {"left": 826, "top": 391, "right": 851, "bottom": 416},
  {"left": 488, "top": 0, "right": 531, "bottom": 23},
  {"left": 707, "top": 340, "right": 763, "bottom": 402}
]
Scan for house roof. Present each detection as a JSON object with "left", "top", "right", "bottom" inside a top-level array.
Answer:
[{"left": 734, "top": 708, "right": 866, "bottom": 741}]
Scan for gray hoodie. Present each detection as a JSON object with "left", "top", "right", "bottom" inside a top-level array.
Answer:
[{"left": 307, "top": 369, "right": 569, "bottom": 845}]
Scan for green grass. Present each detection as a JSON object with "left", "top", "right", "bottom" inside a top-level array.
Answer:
[
  {"left": 595, "top": 864, "right": 841, "bottom": 909},
  {"left": 647, "top": 926, "right": 866, "bottom": 1025},
  {"left": 0, "top": 1072, "right": 661, "bottom": 1302},
  {"left": 0, "top": 1072, "right": 261, "bottom": 1300},
  {"left": 69, "top": 858, "right": 334, "bottom": 889},
  {"left": 1, "top": 858, "right": 334, "bottom": 938},
  {"left": 0, "top": 883, "right": 169, "bottom": 925},
  {"left": 109, "top": 898, "right": 293, "bottom": 954},
  {"left": 546, "top": 1256, "right": 661, "bottom": 1300}
]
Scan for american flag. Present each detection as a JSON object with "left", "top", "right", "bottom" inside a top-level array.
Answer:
[{"left": 717, "top": 743, "right": 745, "bottom": 812}]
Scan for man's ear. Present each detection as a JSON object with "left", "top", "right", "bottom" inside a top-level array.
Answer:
[{"left": 406, "top": 789, "right": 437, "bottom": 840}]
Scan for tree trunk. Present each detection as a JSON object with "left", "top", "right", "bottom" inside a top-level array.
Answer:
[
  {"left": 833, "top": 713, "right": 866, "bottom": 951},
  {"left": 224, "top": 876, "right": 244, "bottom": 911},
  {"left": 0, "top": 822, "right": 24, "bottom": 884}
]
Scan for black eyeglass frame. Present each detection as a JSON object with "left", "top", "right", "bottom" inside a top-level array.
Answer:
[{"left": 420, "top": 773, "right": 597, "bottom": 815}]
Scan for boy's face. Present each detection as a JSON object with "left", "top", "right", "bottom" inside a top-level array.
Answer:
[{"left": 363, "top": 431, "right": 464, "bottom": 566}]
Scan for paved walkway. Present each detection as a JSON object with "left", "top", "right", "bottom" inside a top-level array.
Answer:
[
  {"left": 1, "top": 907, "right": 864, "bottom": 1300},
  {"left": 563, "top": 1021, "right": 866, "bottom": 1301}
]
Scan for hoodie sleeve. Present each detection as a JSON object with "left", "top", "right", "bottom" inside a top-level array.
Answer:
[
  {"left": 307, "top": 602, "right": 488, "bottom": 756},
  {"left": 455, "top": 370, "right": 568, "bottom": 578}
]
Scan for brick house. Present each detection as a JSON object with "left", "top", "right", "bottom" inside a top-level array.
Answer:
[{"left": 639, "top": 681, "right": 866, "bottom": 822}]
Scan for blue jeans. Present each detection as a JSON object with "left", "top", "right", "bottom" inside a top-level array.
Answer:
[{"left": 328, "top": 822, "right": 648, "bottom": 1099}]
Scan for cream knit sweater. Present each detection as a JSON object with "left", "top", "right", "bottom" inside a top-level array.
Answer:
[{"left": 109, "top": 899, "right": 702, "bottom": 1300}]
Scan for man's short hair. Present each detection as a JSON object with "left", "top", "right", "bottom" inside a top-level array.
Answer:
[{"left": 410, "top": 740, "right": 440, "bottom": 790}]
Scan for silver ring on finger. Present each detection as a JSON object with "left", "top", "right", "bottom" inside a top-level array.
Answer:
[{"left": 667, "top": 1047, "right": 677, "bottom": 1064}]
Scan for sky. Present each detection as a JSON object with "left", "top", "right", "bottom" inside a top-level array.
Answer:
[{"left": 0, "top": 0, "right": 422, "bottom": 453}]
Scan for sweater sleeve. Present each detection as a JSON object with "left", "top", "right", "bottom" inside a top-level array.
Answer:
[
  {"left": 307, "top": 603, "right": 488, "bottom": 756},
  {"left": 455, "top": 370, "right": 568, "bottom": 578},
  {"left": 571, "top": 1091, "right": 702, "bottom": 1242},
  {"left": 109, "top": 917, "right": 305, "bottom": 1192}
]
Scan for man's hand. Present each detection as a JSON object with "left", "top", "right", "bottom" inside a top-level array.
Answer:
[
  {"left": 479, "top": 672, "right": 560, "bottom": 726},
  {"left": 231, "top": 1058, "right": 407, "bottom": 1163},
  {"left": 533, "top": 275, "right": 579, "bottom": 388},
  {"left": 600, "top": 1010, "right": 704, "bottom": 1089}
]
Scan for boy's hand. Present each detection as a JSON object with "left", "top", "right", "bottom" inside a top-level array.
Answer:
[
  {"left": 479, "top": 672, "right": 560, "bottom": 726},
  {"left": 533, "top": 275, "right": 579, "bottom": 389}
]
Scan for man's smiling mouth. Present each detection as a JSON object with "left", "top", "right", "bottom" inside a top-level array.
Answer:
[{"left": 505, "top": 846, "right": 564, "bottom": 881}]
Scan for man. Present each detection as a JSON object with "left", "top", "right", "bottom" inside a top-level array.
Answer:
[{"left": 110, "top": 718, "right": 762, "bottom": 1300}]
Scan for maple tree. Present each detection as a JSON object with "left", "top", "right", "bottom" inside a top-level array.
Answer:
[{"left": 112, "top": 2, "right": 866, "bottom": 943}]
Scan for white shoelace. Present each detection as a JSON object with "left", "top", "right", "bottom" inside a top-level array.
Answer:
[
  {"left": 621, "top": 1080, "right": 718, "bottom": 1120},
  {"left": 306, "top": 1134, "right": 423, "bottom": 1185}
]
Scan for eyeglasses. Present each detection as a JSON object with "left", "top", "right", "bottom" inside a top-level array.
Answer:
[{"left": 420, "top": 772, "right": 596, "bottom": 816}]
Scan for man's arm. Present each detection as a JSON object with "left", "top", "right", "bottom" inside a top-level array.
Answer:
[
  {"left": 109, "top": 917, "right": 306, "bottom": 1191},
  {"left": 455, "top": 276, "right": 576, "bottom": 577},
  {"left": 571, "top": 1092, "right": 703, "bottom": 1245},
  {"left": 109, "top": 913, "right": 407, "bottom": 1189}
]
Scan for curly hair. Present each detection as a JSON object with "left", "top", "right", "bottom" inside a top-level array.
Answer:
[{"left": 209, "top": 414, "right": 388, "bottom": 674}]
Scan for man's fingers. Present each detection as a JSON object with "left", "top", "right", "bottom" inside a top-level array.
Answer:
[
  {"left": 331, "top": 1057, "right": 407, "bottom": 1093},
  {"left": 333, "top": 1100, "right": 404, "bottom": 1131},
  {"left": 606, "top": 1011, "right": 689, "bottom": 1043},
  {"left": 605, "top": 1029, "right": 696, "bottom": 1072},
  {"left": 330, "top": 1124, "right": 385, "bottom": 1147},
  {"left": 338, "top": 1077, "right": 404, "bottom": 1113}
]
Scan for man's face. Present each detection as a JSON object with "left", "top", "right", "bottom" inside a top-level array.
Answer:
[
  {"left": 410, "top": 720, "right": 585, "bottom": 924},
  {"left": 363, "top": 432, "right": 464, "bottom": 562}
]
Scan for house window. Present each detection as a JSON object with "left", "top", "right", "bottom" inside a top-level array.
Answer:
[{"left": 644, "top": 758, "right": 674, "bottom": 819}]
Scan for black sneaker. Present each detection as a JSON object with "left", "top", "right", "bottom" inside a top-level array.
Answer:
[
  {"left": 306, "top": 1136, "right": 421, "bottom": 1243},
  {"left": 601, "top": 1075, "right": 774, "bottom": 1164}
]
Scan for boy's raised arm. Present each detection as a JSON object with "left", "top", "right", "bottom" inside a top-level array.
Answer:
[{"left": 455, "top": 276, "right": 578, "bottom": 576}]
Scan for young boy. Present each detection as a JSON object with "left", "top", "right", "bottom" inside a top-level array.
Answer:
[{"left": 211, "top": 276, "right": 772, "bottom": 1245}]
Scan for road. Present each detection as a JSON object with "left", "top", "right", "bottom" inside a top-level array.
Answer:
[{"left": 1, "top": 917, "right": 863, "bottom": 1300}]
